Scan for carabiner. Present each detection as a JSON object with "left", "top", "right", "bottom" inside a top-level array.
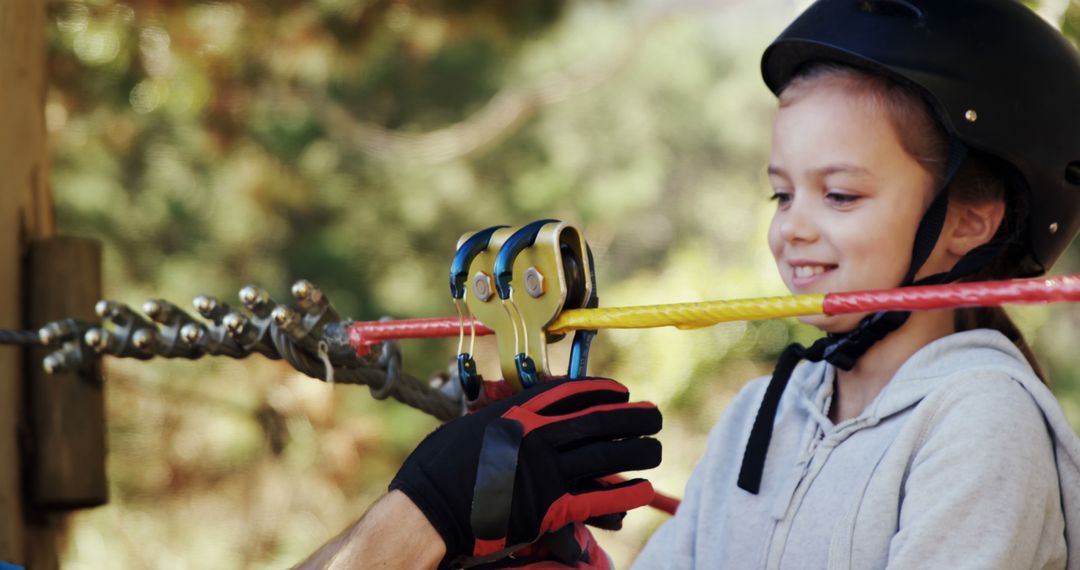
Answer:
[
  {"left": 450, "top": 224, "right": 506, "bottom": 400},
  {"left": 567, "top": 244, "right": 598, "bottom": 380}
]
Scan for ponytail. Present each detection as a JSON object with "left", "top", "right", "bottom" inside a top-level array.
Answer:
[{"left": 949, "top": 153, "right": 1047, "bottom": 384}]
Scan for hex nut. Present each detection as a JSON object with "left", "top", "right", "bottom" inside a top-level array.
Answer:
[
  {"left": 524, "top": 267, "right": 545, "bottom": 298},
  {"left": 473, "top": 272, "right": 494, "bottom": 302}
]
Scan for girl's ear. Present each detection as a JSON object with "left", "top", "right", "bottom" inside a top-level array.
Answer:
[{"left": 945, "top": 200, "right": 1006, "bottom": 257}]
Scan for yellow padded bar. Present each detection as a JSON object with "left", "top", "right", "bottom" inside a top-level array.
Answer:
[{"left": 547, "top": 293, "right": 826, "bottom": 334}]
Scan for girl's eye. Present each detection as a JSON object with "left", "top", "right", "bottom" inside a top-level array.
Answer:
[
  {"left": 825, "top": 191, "right": 860, "bottom": 206},
  {"left": 769, "top": 191, "right": 792, "bottom": 207}
]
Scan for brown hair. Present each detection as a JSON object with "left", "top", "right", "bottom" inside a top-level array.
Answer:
[{"left": 780, "top": 62, "right": 1047, "bottom": 383}]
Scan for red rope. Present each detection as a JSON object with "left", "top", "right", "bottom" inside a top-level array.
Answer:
[
  {"left": 823, "top": 274, "right": 1080, "bottom": 315},
  {"left": 348, "top": 316, "right": 493, "bottom": 356}
]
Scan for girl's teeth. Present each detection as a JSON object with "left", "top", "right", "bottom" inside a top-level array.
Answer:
[{"left": 794, "top": 265, "right": 829, "bottom": 278}]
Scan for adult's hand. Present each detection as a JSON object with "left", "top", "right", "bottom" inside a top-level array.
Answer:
[{"left": 390, "top": 378, "right": 662, "bottom": 569}]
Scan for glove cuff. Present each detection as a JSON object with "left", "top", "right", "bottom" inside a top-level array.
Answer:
[{"left": 389, "top": 466, "right": 468, "bottom": 569}]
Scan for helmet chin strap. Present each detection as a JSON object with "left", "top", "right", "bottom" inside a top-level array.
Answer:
[
  {"left": 813, "top": 137, "right": 970, "bottom": 370},
  {"left": 738, "top": 136, "right": 999, "bottom": 494}
]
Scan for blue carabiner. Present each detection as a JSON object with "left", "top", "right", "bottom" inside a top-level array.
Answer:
[
  {"left": 493, "top": 219, "right": 559, "bottom": 300},
  {"left": 515, "top": 353, "right": 540, "bottom": 388},
  {"left": 457, "top": 353, "right": 482, "bottom": 400},
  {"left": 450, "top": 225, "right": 507, "bottom": 299},
  {"left": 450, "top": 224, "right": 507, "bottom": 401},
  {"left": 567, "top": 244, "right": 598, "bottom": 380}
]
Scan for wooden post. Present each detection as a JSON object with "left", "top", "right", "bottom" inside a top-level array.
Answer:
[
  {"left": 0, "top": 0, "right": 65, "bottom": 567},
  {"left": 25, "top": 239, "right": 107, "bottom": 511}
]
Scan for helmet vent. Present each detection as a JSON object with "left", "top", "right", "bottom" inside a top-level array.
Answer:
[
  {"left": 1067, "top": 161, "right": 1080, "bottom": 186},
  {"left": 855, "top": 0, "right": 924, "bottom": 20}
]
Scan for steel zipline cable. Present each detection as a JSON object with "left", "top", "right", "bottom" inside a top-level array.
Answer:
[
  {"left": 0, "top": 329, "right": 43, "bottom": 346},
  {"left": 6, "top": 274, "right": 1079, "bottom": 422}
]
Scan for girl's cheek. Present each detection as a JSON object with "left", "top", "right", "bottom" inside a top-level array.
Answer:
[{"left": 766, "top": 220, "right": 783, "bottom": 258}]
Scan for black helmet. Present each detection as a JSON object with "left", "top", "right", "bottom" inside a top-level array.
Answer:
[{"left": 761, "top": 0, "right": 1080, "bottom": 275}]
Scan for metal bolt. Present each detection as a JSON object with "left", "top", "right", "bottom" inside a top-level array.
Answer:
[
  {"left": 271, "top": 306, "right": 296, "bottom": 327},
  {"left": 239, "top": 285, "right": 260, "bottom": 308},
  {"left": 473, "top": 272, "right": 494, "bottom": 302},
  {"left": 132, "top": 328, "right": 155, "bottom": 352},
  {"left": 1050, "top": 222, "right": 1060, "bottom": 234},
  {"left": 292, "top": 279, "right": 314, "bottom": 301},
  {"left": 84, "top": 328, "right": 107, "bottom": 352},
  {"left": 43, "top": 354, "right": 60, "bottom": 375},
  {"left": 223, "top": 312, "right": 247, "bottom": 336},
  {"left": 180, "top": 323, "right": 203, "bottom": 345},
  {"left": 193, "top": 295, "right": 216, "bottom": 316},
  {"left": 142, "top": 299, "right": 163, "bottom": 321},
  {"left": 38, "top": 326, "right": 54, "bottom": 346},
  {"left": 523, "top": 267, "right": 545, "bottom": 298},
  {"left": 964, "top": 109, "right": 978, "bottom": 123},
  {"left": 94, "top": 300, "right": 112, "bottom": 319}
]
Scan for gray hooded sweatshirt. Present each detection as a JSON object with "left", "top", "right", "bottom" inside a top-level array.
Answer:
[{"left": 633, "top": 329, "right": 1080, "bottom": 569}]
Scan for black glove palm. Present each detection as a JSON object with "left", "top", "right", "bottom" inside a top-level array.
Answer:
[{"left": 390, "top": 378, "right": 662, "bottom": 569}]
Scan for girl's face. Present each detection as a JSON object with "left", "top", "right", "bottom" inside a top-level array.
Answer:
[{"left": 767, "top": 79, "right": 936, "bottom": 333}]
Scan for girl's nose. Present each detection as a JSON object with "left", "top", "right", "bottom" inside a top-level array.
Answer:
[{"left": 779, "top": 193, "right": 819, "bottom": 244}]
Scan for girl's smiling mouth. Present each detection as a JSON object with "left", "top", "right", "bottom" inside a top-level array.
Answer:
[{"left": 789, "top": 261, "right": 838, "bottom": 287}]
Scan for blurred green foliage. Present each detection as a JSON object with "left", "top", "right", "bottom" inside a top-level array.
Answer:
[{"left": 46, "top": 0, "right": 1080, "bottom": 567}]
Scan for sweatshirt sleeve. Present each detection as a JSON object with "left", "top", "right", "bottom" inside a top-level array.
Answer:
[{"left": 886, "top": 373, "right": 1067, "bottom": 569}]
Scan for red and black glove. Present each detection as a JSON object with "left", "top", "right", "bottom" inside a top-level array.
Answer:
[{"left": 389, "top": 378, "right": 661, "bottom": 569}]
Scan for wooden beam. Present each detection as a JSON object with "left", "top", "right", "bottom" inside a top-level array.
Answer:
[
  {"left": 25, "top": 239, "right": 107, "bottom": 511},
  {"left": 0, "top": 0, "right": 62, "bottom": 566}
]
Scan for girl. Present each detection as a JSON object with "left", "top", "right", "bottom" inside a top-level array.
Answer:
[
  {"left": 634, "top": 0, "right": 1080, "bottom": 567},
  {"left": 299, "top": 0, "right": 1080, "bottom": 567}
]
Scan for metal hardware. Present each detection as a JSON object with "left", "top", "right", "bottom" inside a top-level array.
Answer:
[
  {"left": 291, "top": 279, "right": 315, "bottom": 302},
  {"left": 180, "top": 323, "right": 203, "bottom": 345},
  {"left": 25, "top": 278, "right": 462, "bottom": 421},
  {"left": 457, "top": 220, "right": 594, "bottom": 390},
  {"left": 84, "top": 328, "right": 107, "bottom": 353},
  {"left": 523, "top": 267, "right": 545, "bottom": 298},
  {"left": 223, "top": 312, "right": 247, "bottom": 336},
  {"left": 142, "top": 300, "right": 163, "bottom": 321},
  {"left": 473, "top": 272, "right": 494, "bottom": 302},
  {"left": 131, "top": 328, "right": 155, "bottom": 352},
  {"left": 193, "top": 294, "right": 215, "bottom": 316}
]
